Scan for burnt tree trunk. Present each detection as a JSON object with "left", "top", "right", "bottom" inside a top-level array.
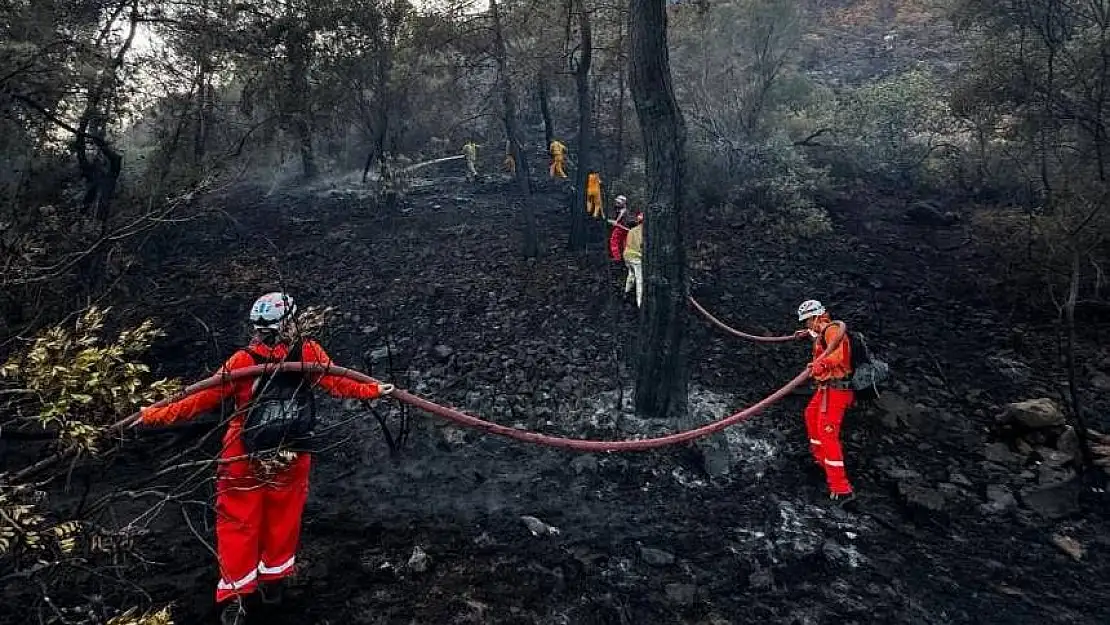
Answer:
[
  {"left": 629, "top": 0, "right": 688, "bottom": 422},
  {"left": 1063, "top": 251, "right": 1101, "bottom": 483},
  {"left": 614, "top": 12, "right": 627, "bottom": 176},
  {"left": 568, "top": 0, "right": 594, "bottom": 251},
  {"left": 538, "top": 71, "right": 555, "bottom": 148},
  {"left": 491, "top": 0, "right": 538, "bottom": 257},
  {"left": 286, "top": 25, "right": 317, "bottom": 180}
]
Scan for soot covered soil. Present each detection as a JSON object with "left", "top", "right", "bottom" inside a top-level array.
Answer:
[{"left": 23, "top": 171, "right": 1110, "bottom": 624}]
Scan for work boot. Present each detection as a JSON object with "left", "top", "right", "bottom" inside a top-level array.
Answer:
[
  {"left": 259, "top": 581, "right": 284, "bottom": 605},
  {"left": 219, "top": 598, "right": 246, "bottom": 625},
  {"left": 830, "top": 491, "right": 858, "bottom": 511}
]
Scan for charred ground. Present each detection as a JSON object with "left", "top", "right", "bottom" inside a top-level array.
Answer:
[{"left": 8, "top": 171, "right": 1109, "bottom": 625}]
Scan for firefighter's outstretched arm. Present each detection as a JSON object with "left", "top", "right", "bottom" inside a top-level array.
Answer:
[
  {"left": 302, "top": 341, "right": 391, "bottom": 399},
  {"left": 141, "top": 352, "right": 252, "bottom": 426}
]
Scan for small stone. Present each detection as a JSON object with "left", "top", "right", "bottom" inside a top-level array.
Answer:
[
  {"left": 1004, "top": 398, "right": 1064, "bottom": 429},
  {"left": 664, "top": 583, "right": 697, "bottom": 606},
  {"left": 983, "top": 442, "right": 1020, "bottom": 465},
  {"left": 1050, "top": 534, "right": 1085, "bottom": 561},
  {"left": 520, "top": 515, "right": 560, "bottom": 537},
  {"left": 433, "top": 344, "right": 454, "bottom": 361},
  {"left": 983, "top": 484, "right": 1017, "bottom": 513},
  {"left": 748, "top": 568, "right": 774, "bottom": 590},
  {"left": 1056, "top": 426, "right": 1080, "bottom": 458},
  {"left": 949, "top": 472, "right": 973, "bottom": 487},
  {"left": 1020, "top": 480, "right": 1081, "bottom": 519},
  {"left": 899, "top": 482, "right": 947, "bottom": 512},
  {"left": 570, "top": 455, "right": 598, "bottom": 474},
  {"left": 407, "top": 546, "right": 429, "bottom": 573},
  {"left": 1091, "top": 373, "right": 1110, "bottom": 391},
  {"left": 639, "top": 547, "right": 676, "bottom": 567}
]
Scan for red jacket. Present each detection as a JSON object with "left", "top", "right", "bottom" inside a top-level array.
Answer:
[{"left": 142, "top": 339, "right": 381, "bottom": 466}]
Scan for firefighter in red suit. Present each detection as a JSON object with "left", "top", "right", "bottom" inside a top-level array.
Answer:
[
  {"left": 795, "top": 299, "right": 855, "bottom": 502},
  {"left": 138, "top": 292, "right": 393, "bottom": 624}
]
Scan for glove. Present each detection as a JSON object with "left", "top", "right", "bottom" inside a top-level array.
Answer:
[
  {"left": 378, "top": 383, "right": 395, "bottom": 396},
  {"left": 794, "top": 329, "right": 812, "bottom": 340},
  {"left": 810, "top": 360, "right": 830, "bottom": 377}
]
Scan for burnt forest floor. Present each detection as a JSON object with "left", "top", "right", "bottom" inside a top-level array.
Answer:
[{"left": 14, "top": 169, "right": 1110, "bottom": 625}]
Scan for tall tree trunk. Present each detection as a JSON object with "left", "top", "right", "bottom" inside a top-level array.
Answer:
[
  {"left": 538, "top": 71, "right": 555, "bottom": 148},
  {"left": 287, "top": 26, "right": 317, "bottom": 180},
  {"left": 614, "top": 12, "right": 627, "bottom": 176},
  {"left": 629, "top": 0, "right": 688, "bottom": 422},
  {"left": 491, "top": 0, "right": 538, "bottom": 257},
  {"left": 569, "top": 0, "right": 593, "bottom": 251}
]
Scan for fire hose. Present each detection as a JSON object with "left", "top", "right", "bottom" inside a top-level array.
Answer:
[{"left": 6, "top": 313, "right": 836, "bottom": 481}]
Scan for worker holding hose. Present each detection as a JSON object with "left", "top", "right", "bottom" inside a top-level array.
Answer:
[
  {"left": 586, "top": 171, "right": 603, "bottom": 219},
  {"left": 136, "top": 292, "right": 394, "bottom": 625},
  {"left": 796, "top": 300, "right": 854, "bottom": 503},
  {"left": 607, "top": 195, "right": 631, "bottom": 262},
  {"left": 462, "top": 140, "right": 479, "bottom": 181},
  {"left": 622, "top": 210, "right": 645, "bottom": 307}
]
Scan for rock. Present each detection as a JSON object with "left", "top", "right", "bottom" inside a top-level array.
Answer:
[
  {"left": 1050, "top": 534, "right": 1086, "bottom": 561},
  {"left": 639, "top": 547, "right": 676, "bottom": 567},
  {"left": 949, "top": 472, "right": 973, "bottom": 487},
  {"left": 1036, "top": 463, "right": 1076, "bottom": 487},
  {"left": 983, "top": 442, "right": 1020, "bottom": 466},
  {"left": 1034, "top": 447, "right": 1073, "bottom": 467},
  {"left": 520, "top": 515, "right": 561, "bottom": 537},
  {"left": 898, "top": 482, "right": 947, "bottom": 512},
  {"left": 1056, "top": 426, "right": 1080, "bottom": 459},
  {"left": 1004, "top": 398, "right": 1064, "bottom": 429},
  {"left": 664, "top": 583, "right": 697, "bottom": 606},
  {"left": 1091, "top": 372, "right": 1110, "bottom": 391},
  {"left": 433, "top": 344, "right": 454, "bottom": 362},
  {"left": 407, "top": 546, "right": 429, "bottom": 574},
  {"left": 875, "top": 392, "right": 923, "bottom": 429},
  {"left": 748, "top": 567, "right": 774, "bottom": 590},
  {"left": 570, "top": 455, "right": 598, "bottom": 475},
  {"left": 982, "top": 484, "right": 1017, "bottom": 514},
  {"left": 1020, "top": 480, "right": 1081, "bottom": 519}
]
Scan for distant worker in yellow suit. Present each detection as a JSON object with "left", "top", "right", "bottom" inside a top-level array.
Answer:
[
  {"left": 549, "top": 139, "right": 568, "bottom": 178},
  {"left": 623, "top": 211, "right": 644, "bottom": 308},
  {"left": 503, "top": 140, "right": 516, "bottom": 177},
  {"left": 462, "top": 141, "right": 479, "bottom": 181},
  {"left": 586, "top": 171, "right": 603, "bottom": 219}
]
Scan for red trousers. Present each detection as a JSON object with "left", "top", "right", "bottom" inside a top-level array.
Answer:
[
  {"left": 804, "top": 388, "right": 854, "bottom": 495},
  {"left": 214, "top": 454, "right": 311, "bottom": 603}
]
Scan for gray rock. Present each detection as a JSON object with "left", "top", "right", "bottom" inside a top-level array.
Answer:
[
  {"left": 875, "top": 392, "right": 923, "bottom": 429},
  {"left": 433, "top": 344, "right": 454, "bottom": 361},
  {"left": 570, "top": 455, "right": 598, "bottom": 474},
  {"left": 407, "top": 546, "right": 429, "bottom": 574},
  {"left": 1004, "top": 398, "right": 1064, "bottom": 429},
  {"left": 949, "top": 472, "right": 973, "bottom": 487},
  {"left": 748, "top": 567, "right": 774, "bottom": 590},
  {"left": 898, "top": 482, "right": 947, "bottom": 512},
  {"left": 982, "top": 484, "right": 1017, "bottom": 514},
  {"left": 1020, "top": 480, "right": 1081, "bottom": 519},
  {"left": 664, "top": 583, "right": 697, "bottom": 606},
  {"left": 1091, "top": 372, "right": 1110, "bottom": 392},
  {"left": 983, "top": 442, "right": 1020, "bottom": 465},
  {"left": 639, "top": 547, "right": 676, "bottom": 567},
  {"left": 1056, "top": 426, "right": 1080, "bottom": 459},
  {"left": 520, "top": 515, "right": 561, "bottom": 537},
  {"left": 1036, "top": 463, "right": 1076, "bottom": 486},
  {"left": 1034, "top": 447, "right": 1073, "bottom": 467}
]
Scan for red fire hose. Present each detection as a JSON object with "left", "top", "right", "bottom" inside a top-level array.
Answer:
[
  {"left": 115, "top": 325, "right": 842, "bottom": 453},
  {"left": 687, "top": 296, "right": 798, "bottom": 343}
]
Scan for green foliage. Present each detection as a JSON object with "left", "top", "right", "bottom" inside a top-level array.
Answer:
[
  {"left": 826, "top": 69, "right": 954, "bottom": 187},
  {"left": 1, "top": 308, "right": 180, "bottom": 454}
]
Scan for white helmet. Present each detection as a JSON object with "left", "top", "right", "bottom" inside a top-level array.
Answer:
[
  {"left": 250, "top": 292, "right": 297, "bottom": 330},
  {"left": 615, "top": 195, "right": 628, "bottom": 206},
  {"left": 797, "top": 299, "right": 826, "bottom": 321}
]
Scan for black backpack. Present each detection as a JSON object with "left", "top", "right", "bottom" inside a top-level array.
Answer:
[
  {"left": 847, "top": 331, "right": 890, "bottom": 401},
  {"left": 817, "top": 327, "right": 891, "bottom": 401},
  {"left": 239, "top": 341, "right": 318, "bottom": 455}
]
